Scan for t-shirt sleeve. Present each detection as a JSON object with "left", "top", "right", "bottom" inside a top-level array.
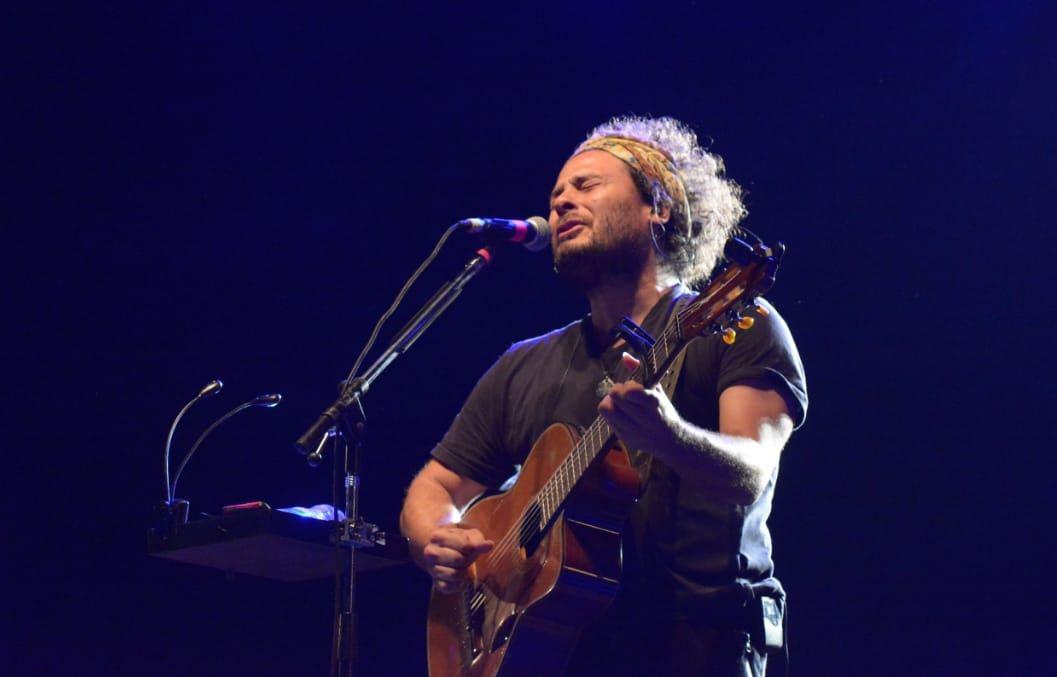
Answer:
[
  {"left": 715, "top": 298, "right": 809, "bottom": 428},
  {"left": 431, "top": 351, "right": 519, "bottom": 489}
]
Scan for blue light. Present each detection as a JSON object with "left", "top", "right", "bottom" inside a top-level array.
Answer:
[{"left": 277, "top": 504, "right": 346, "bottom": 521}]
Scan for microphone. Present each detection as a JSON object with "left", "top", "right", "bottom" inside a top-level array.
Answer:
[
  {"left": 169, "top": 393, "right": 283, "bottom": 501},
  {"left": 457, "top": 216, "right": 551, "bottom": 252},
  {"left": 164, "top": 379, "right": 223, "bottom": 504}
]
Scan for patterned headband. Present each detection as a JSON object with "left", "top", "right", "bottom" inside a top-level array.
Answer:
[{"left": 575, "top": 135, "right": 691, "bottom": 235}]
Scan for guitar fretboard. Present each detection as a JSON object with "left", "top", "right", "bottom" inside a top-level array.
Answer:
[{"left": 533, "top": 314, "right": 685, "bottom": 526}]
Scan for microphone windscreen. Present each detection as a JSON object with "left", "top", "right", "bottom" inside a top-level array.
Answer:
[{"left": 526, "top": 216, "right": 551, "bottom": 252}]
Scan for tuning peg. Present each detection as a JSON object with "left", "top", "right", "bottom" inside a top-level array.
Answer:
[
  {"left": 722, "top": 327, "right": 737, "bottom": 345},
  {"left": 737, "top": 316, "right": 755, "bottom": 330},
  {"left": 754, "top": 303, "right": 770, "bottom": 317}
]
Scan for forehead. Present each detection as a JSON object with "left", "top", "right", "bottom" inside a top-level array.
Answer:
[{"left": 553, "top": 149, "right": 631, "bottom": 187}]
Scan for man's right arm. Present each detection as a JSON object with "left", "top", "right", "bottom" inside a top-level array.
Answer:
[{"left": 400, "top": 459, "right": 494, "bottom": 593}]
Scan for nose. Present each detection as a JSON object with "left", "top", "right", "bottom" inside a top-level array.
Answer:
[{"left": 551, "top": 190, "right": 576, "bottom": 219}]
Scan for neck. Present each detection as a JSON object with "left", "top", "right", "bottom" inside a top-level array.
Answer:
[{"left": 585, "top": 266, "right": 679, "bottom": 342}]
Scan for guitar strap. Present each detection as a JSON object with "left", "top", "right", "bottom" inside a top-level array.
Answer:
[
  {"left": 659, "top": 291, "right": 695, "bottom": 398},
  {"left": 659, "top": 345, "right": 689, "bottom": 399}
]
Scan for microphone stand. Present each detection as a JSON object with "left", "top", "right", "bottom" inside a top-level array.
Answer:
[{"left": 295, "top": 246, "right": 495, "bottom": 677}]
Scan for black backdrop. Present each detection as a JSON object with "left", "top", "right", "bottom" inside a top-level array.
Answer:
[{"left": 7, "top": 2, "right": 1057, "bottom": 674}]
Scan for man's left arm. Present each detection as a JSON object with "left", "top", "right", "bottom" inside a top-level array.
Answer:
[{"left": 599, "top": 353, "right": 794, "bottom": 506}]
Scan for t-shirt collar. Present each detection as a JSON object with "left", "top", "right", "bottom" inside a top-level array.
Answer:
[{"left": 580, "top": 283, "right": 689, "bottom": 356}]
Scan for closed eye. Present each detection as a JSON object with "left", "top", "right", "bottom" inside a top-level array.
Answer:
[{"left": 549, "top": 173, "right": 602, "bottom": 209}]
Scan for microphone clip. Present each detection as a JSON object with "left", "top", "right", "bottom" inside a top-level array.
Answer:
[{"left": 298, "top": 377, "right": 367, "bottom": 466}]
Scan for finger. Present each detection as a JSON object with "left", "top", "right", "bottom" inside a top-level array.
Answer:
[
  {"left": 608, "top": 384, "right": 650, "bottom": 411},
  {"left": 429, "top": 527, "right": 462, "bottom": 545},
  {"left": 423, "top": 544, "right": 471, "bottom": 568},
  {"left": 598, "top": 393, "right": 615, "bottom": 416},
  {"left": 429, "top": 527, "right": 492, "bottom": 556},
  {"left": 620, "top": 386, "right": 657, "bottom": 407},
  {"left": 463, "top": 529, "right": 495, "bottom": 552},
  {"left": 434, "top": 579, "right": 461, "bottom": 595},
  {"left": 621, "top": 351, "right": 640, "bottom": 370},
  {"left": 604, "top": 406, "right": 636, "bottom": 429},
  {"left": 432, "top": 565, "right": 465, "bottom": 583},
  {"left": 610, "top": 380, "right": 646, "bottom": 395},
  {"left": 598, "top": 400, "right": 633, "bottom": 430},
  {"left": 606, "top": 382, "right": 630, "bottom": 401}
]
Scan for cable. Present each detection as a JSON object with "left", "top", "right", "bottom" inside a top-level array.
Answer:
[{"left": 345, "top": 224, "right": 459, "bottom": 383}]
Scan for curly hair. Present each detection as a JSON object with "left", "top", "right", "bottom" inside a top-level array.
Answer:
[{"left": 581, "top": 116, "right": 747, "bottom": 287}]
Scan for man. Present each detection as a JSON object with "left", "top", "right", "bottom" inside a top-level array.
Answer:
[{"left": 400, "top": 116, "right": 807, "bottom": 676}]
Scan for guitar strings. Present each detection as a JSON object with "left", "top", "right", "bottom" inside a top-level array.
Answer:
[
  {"left": 473, "top": 377, "right": 627, "bottom": 579},
  {"left": 473, "top": 421, "right": 602, "bottom": 586}
]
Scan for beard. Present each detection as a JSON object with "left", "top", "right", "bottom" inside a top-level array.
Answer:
[{"left": 553, "top": 203, "right": 652, "bottom": 291}]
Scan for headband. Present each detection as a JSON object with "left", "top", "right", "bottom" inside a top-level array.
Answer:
[{"left": 575, "top": 135, "right": 692, "bottom": 235}]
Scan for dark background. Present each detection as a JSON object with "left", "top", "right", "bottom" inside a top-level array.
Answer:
[{"left": 6, "top": 2, "right": 1056, "bottom": 674}]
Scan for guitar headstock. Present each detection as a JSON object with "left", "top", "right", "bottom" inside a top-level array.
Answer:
[{"left": 679, "top": 236, "right": 785, "bottom": 345}]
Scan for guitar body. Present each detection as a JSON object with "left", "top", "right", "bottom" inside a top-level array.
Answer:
[{"left": 427, "top": 422, "right": 642, "bottom": 676}]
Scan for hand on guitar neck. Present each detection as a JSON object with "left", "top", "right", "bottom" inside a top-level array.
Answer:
[
  {"left": 597, "top": 352, "right": 683, "bottom": 458},
  {"left": 601, "top": 350, "right": 794, "bottom": 507}
]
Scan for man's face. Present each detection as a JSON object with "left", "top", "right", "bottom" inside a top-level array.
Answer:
[{"left": 548, "top": 150, "right": 653, "bottom": 288}]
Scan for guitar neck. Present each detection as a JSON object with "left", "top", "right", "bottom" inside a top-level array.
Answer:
[{"left": 534, "top": 316, "right": 689, "bottom": 525}]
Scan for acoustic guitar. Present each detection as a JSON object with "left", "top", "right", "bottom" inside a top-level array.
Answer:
[{"left": 427, "top": 236, "right": 784, "bottom": 676}]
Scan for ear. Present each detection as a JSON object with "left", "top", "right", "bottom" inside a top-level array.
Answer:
[{"left": 651, "top": 202, "right": 672, "bottom": 226}]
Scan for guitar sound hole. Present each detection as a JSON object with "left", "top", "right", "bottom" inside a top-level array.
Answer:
[{"left": 519, "top": 503, "right": 543, "bottom": 554}]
